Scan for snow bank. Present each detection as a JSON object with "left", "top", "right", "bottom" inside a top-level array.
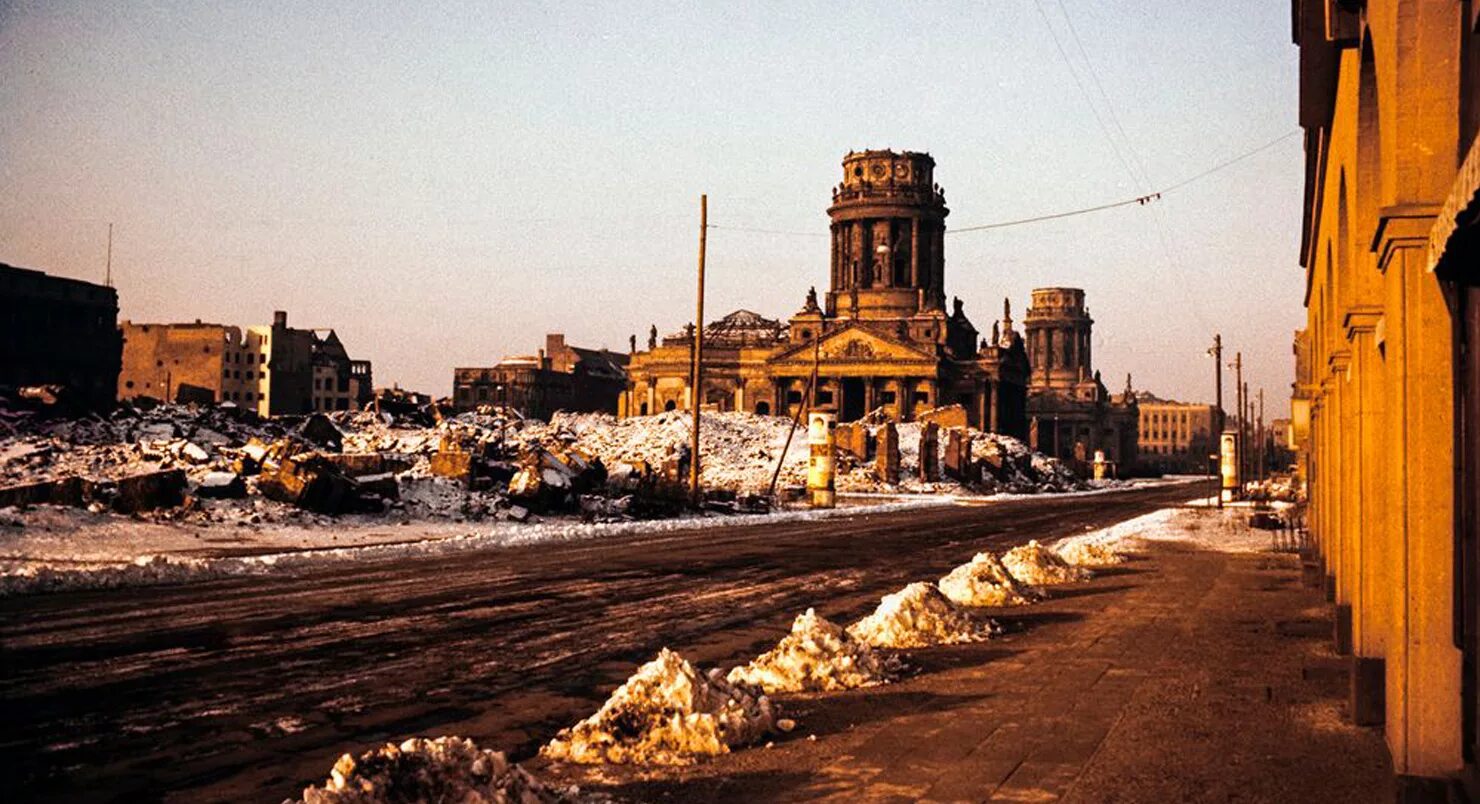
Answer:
[
  {"left": 847, "top": 582, "right": 996, "bottom": 648},
  {"left": 1052, "top": 501, "right": 1279, "bottom": 555},
  {"left": 1001, "top": 540, "right": 1092, "bottom": 586},
  {"left": 1055, "top": 541, "right": 1125, "bottom": 567},
  {"left": 937, "top": 552, "right": 1035, "bottom": 607},
  {"left": 727, "top": 608, "right": 894, "bottom": 693},
  {"left": 541, "top": 648, "right": 775, "bottom": 765},
  {"left": 0, "top": 497, "right": 948, "bottom": 596},
  {"left": 295, "top": 735, "right": 579, "bottom": 803}
]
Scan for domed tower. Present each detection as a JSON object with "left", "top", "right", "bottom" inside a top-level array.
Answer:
[
  {"left": 1023, "top": 287, "right": 1094, "bottom": 391},
  {"left": 826, "top": 150, "right": 948, "bottom": 320}
]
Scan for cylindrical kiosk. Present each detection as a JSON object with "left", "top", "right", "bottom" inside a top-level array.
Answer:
[
  {"left": 1092, "top": 449, "right": 1110, "bottom": 481},
  {"left": 1219, "top": 430, "right": 1240, "bottom": 502},
  {"left": 807, "top": 411, "right": 836, "bottom": 508}
]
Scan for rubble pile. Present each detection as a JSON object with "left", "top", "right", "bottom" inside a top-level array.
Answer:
[
  {"left": 1055, "top": 541, "right": 1126, "bottom": 567},
  {"left": 541, "top": 648, "right": 776, "bottom": 765},
  {"left": 937, "top": 552, "right": 1036, "bottom": 607},
  {"left": 847, "top": 582, "right": 997, "bottom": 648},
  {"left": 296, "top": 736, "right": 581, "bottom": 804},
  {"left": 727, "top": 608, "right": 895, "bottom": 693},
  {"left": 1002, "top": 540, "right": 1093, "bottom": 585},
  {"left": 0, "top": 402, "right": 1096, "bottom": 533}
]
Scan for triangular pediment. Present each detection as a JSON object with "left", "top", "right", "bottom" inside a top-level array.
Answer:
[{"left": 768, "top": 322, "right": 938, "bottom": 367}]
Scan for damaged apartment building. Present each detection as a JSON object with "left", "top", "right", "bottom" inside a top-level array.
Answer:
[
  {"left": 118, "top": 310, "right": 372, "bottom": 416},
  {"left": 452, "top": 333, "right": 629, "bottom": 418},
  {"left": 623, "top": 149, "right": 1031, "bottom": 437}
]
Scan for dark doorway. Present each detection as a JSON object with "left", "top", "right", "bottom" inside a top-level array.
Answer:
[
  {"left": 755, "top": 401, "right": 770, "bottom": 416},
  {"left": 841, "top": 378, "right": 866, "bottom": 421}
]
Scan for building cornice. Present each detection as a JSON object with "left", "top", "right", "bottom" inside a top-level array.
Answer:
[
  {"left": 1372, "top": 204, "right": 1442, "bottom": 273},
  {"left": 1343, "top": 305, "right": 1383, "bottom": 340}
]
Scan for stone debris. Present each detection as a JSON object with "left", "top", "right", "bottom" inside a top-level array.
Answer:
[
  {"left": 848, "top": 582, "right": 996, "bottom": 648},
  {"left": 1055, "top": 540, "right": 1126, "bottom": 567},
  {"left": 541, "top": 648, "right": 776, "bottom": 765},
  {"left": 0, "top": 401, "right": 1095, "bottom": 532},
  {"left": 1002, "top": 540, "right": 1093, "bottom": 585},
  {"left": 295, "top": 735, "right": 582, "bottom": 803},
  {"left": 937, "top": 551, "right": 1036, "bottom": 607},
  {"left": 727, "top": 608, "right": 895, "bottom": 693}
]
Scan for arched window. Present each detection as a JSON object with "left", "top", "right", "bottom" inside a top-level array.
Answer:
[
  {"left": 755, "top": 401, "right": 771, "bottom": 416},
  {"left": 664, "top": 400, "right": 677, "bottom": 412}
]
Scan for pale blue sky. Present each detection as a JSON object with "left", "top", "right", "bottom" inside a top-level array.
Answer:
[{"left": 0, "top": 1, "right": 1302, "bottom": 407}]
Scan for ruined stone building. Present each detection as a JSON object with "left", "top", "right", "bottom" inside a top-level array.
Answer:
[
  {"left": 119, "top": 311, "right": 372, "bottom": 416},
  {"left": 1134, "top": 392, "right": 1217, "bottom": 475},
  {"left": 452, "top": 333, "right": 629, "bottom": 418},
  {"left": 622, "top": 150, "right": 1030, "bottom": 436},
  {"left": 1021, "top": 288, "right": 1138, "bottom": 467},
  {"left": 0, "top": 262, "right": 121, "bottom": 409},
  {"left": 1292, "top": 0, "right": 1480, "bottom": 794}
]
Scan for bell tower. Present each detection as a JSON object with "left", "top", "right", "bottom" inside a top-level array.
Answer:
[
  {"left": 826, "top": 150, "right": 948, "bottom": 320},
  {"left": 1023, "top": 287, "right": 1095, "bottom": 391}
]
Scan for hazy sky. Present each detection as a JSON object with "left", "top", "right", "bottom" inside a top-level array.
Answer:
[{"left": 0, "top": 1, "right": 1302, "bottom": 409}]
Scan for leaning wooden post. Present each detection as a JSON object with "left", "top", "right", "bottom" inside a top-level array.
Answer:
[{"left": 690, "top": 194, "right": 707, "bottom": 506}]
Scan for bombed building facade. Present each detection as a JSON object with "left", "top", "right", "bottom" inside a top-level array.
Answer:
[
  {"left": 119, "top": 311, "right": 372, "bottom": 415},
  {"left": 453, "top": 333, "right": 630, "bottom": 418},
  {"left": 1022, "top": 288, "right": 1138, "bottom": 468},
  {"left": 622, "top": 150, "right": 1030, "bottom": 437}
]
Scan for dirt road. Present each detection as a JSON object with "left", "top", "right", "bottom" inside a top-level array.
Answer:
[{"left": 1, "top": 483, "right": 1199, "bottom": 802}]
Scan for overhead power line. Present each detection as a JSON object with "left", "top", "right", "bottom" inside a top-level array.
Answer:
[{"left": 705, "top": 130, "right": 1297, "bottom": 239}]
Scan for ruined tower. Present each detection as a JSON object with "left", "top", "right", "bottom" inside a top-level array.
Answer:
[
  {"left": 826, "top": 150, "right": 948, "bottom": 320},
  {"left": 1023, "top": 287, "right": 1093, "bottom": 391}
]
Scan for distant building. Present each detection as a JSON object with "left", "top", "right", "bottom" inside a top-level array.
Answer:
[
  {"left": 453, "top": 333, "right": 629, "bottom": 418},
  {"left": 623, "top": 149, "right": 1030, "bottom": 435},
  {"left": 0, "top": 262, "right": 121, "bottom": 409},
  {"left": 1022, "top": 288, "right": 1138, "bottom": 469},
  {"left": 1135, "top": 392, "right": 1217, "bottom": 475},
  {"left": 119, "top": 310, "right": 371, "bottom": 416}
]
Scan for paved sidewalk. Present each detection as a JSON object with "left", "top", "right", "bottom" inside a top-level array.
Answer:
[{"left": 548, "top": 532, "right": 1395, "bottom": 802}]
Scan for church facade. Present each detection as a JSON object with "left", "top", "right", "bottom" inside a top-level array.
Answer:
[{"left": 620, "top": 150, "right": 1030, "bottom": 438}]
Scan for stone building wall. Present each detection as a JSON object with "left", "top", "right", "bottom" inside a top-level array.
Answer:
[{"left": 1292, "top": 0, "right": 1480, "bottom": 792}]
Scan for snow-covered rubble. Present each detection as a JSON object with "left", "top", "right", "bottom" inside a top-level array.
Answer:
[
  {"left": 541, "top": 648, "right": 776, "bottom": 765},
  {"left": 937, "top": 552, "right": 1036, "bottom": 607},
  {"left": 295, "top": 735, "right": 582, "bottom": 803},
  {"left": 847, "top": 582, "right": 997, "bottom": 648},
  {"left": 1001, "top": 540, "right": 1093, "bottom": 586},
  {"left": 1053, "top": 501, "right": 1280, "bottom": 555},
  {"left": 727, "top": 608, "right": 895, "bottom": 693}
]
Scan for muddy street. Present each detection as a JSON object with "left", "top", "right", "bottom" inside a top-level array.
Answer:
[{"left": 1, "top": 483, "right": 1199, "bottom": 802}]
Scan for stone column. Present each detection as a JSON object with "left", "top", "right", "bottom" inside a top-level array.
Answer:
[
  {"left": 910, "top": 217, "right": 921, "bottom": 289},
  {"left": 735, "top": 384, "right": 746, "bottom": 415},
  {"left": 646, "top": 383, "right": 656, "bottom": 417},
  {"left": 1327, "top": 353, "right": 1353, "bottom": 657},
  {"left": 988, "top": 381, "right": 999, "bottom": 434},
  {"left": 1345, "top": 307, "right": 1387, "bottom": 725}
]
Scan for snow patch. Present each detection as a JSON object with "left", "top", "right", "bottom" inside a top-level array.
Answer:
[
  {"left": 1001, "top": 540, "right": 1092, "bottom": 586},
  {"left": 847, "top": 582, "right": 996, "bottom": 648},
  {"left": 295, "top": 735, "right": 581, "bottom": 803},
  {"left": 727, "top": 608, "right": 894, "bottom": 693},
  {"left": 541, "top": 648, "right": 775, "bottom": 765},
  {"left": 937, "top": 552, "right": 1035, "bottom": 607}
]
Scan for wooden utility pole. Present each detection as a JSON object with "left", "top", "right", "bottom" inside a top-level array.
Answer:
[
  {"left": 689, "top": 194, "right": 707, "bottom": 506},
  {"left": 105, "top": 222, "right": 113, "bottom": 287},
  {"left": 1210, "top": 334, "right": 1224, "bottom": 508}
]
